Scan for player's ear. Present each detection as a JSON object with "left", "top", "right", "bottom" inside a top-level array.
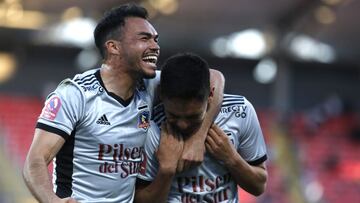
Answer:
[
  {"left": 105, "top": 40, "right": 121, "bottom": 55},
  {"left": 208, "top": 87, "right": 215, "bottom": 104}
]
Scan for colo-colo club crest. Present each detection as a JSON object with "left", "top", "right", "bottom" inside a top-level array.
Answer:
[{"left": 138, "top": 111, "right": 150, "bottom": 130}]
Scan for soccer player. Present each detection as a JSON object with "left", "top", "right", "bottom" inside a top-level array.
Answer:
[
  {"left": 135, "top": 53, "right": 268, "bottom": 203},
  {"left": 22, "top": 4, "right": 223, "bottom": 203}
]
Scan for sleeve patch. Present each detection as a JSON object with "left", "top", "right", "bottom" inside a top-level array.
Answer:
[{"left": 40, "top": 95, "right": 62, "bottom": 120}]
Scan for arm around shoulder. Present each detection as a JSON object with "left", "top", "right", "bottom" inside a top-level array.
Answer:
[{"left": 178, "top": 69, "right": 225, "bottom": 171}]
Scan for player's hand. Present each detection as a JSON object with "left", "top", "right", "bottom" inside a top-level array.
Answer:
[
  {"left": 177, "top": 132, "right": 206, "bottom": 173},
  {"left": 52, "top": 197, "right": 79, "bottom": 203},
  {"left": 157, "top": 122, "right": 184, "bottom": 175},
  {"left": 205, "top": 124, "right": 237, "bottom": 163},
  {"left": 63, "top": 197, "right": 80, "bottom": 203}
]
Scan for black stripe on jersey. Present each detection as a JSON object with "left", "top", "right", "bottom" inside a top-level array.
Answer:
[
  {"left": 81, "top": 78, "right": 98, "bottom": 86},
  {"left": 55, "top": 130, "right": 76, "bottom": 198},
  {"left": 223, "top": 98, "right": 245, "bottom": 103},
  {"left": 224, "top": 94, "right": 244, "bottom": 99},
  {"left": 247, "top": 154, "right": 267, "bottom": 166},
  {"left": 138, "top": 105, "right": 148, "bottom": 110},
  {"left": 153, "top": 105, "right": 164, "bottom": 114},
  {"left": 74, "top": 74, "right": 94, "bottom": 82},
  {"left": 76, "top": 77, "right": 96, "bottom": 85},
  {"left": 221, "top": 102, "right": 245, "bottom": 108},
  {"left": 154, "top": 113, "right": 165, "bottom": 126},
  {"left": 36, "top": 122, "right": 69, "bottom": 140},
  {"left": 153, "top": 109, "right": 165, "bottom": 119}
]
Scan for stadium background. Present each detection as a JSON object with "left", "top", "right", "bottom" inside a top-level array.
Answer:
[{"left": 0, "top": 0, "right": 359, "bottom": 202}]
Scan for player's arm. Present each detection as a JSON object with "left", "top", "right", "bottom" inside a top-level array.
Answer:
[
  {"left": 205, "top": 124, "right": 267, "bottom": 196},
  {"left": 135, "top": 172, "right": 173, "bottom": 203},
  {"left": 178, "top": 69, "right": 224, "bottom": 172},
  {"left": 134, "top": 123, "right": 183, "bottom": 203},
  {"left": 23, "top": 128, "right": 78, "bottom": 203}
]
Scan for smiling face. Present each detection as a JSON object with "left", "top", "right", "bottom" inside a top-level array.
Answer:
[
  {"left": 117, "top": 17, "right": 160, "bottom": 79},
  {"left": 163, "top": 97, "right": 209, "bottom": 137}
]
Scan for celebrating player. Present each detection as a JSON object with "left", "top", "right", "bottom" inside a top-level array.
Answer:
[
  {"left": 135, "top": 53, "right": 268, "bottom": 203},
  {"left": 23, "top": 4, "right": 223, "bottom": 203}
]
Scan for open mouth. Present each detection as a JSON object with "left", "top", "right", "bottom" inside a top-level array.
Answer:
[{"left": 142, "top": 55, "right": 158, "bottom": 65}]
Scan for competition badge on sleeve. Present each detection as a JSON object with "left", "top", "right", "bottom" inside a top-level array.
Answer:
[{"left": 40, "top": 95, "right": 62, "bottom": 120}]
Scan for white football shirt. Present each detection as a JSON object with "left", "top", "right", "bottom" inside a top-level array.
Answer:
[
  {"left": 138, "top": 94, "right": 267, "bottom": 203},
  {"left": 37, "top": 68, "right": 160, "bottom": 202}
]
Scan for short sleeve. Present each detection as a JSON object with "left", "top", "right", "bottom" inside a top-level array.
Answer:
[
  {"left": 143, "top": 70, "right": 161, "bottom": 108},
  {"left": 36, "top": 79, "right": 84, "bottom": 139},
  {"left": 237, "top": 98, "right": 267, "bottom": 165},
  {"left": 138, "top": 121, "right": 161, "bottom": 181}
]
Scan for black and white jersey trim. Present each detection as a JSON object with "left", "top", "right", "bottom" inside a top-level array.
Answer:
[
  {"left": 74, "top": 76, "right": 97, "bottom": 85},
  {"left": 36, "top": 122, "right": 69, "bottom": 140},
  {"left": 152, "top": 103, "right": 165, "bottom": 126},
  {"left": 247, "top": 154, "right": 267, "bottom": 166},
  {"left": 222, "top": 94, "right": 245, "bottom": 107},
  {"left": 81, "top": 78, "right": 97, "bottom": 86},
  {"left": 55, "top": 130, "right": 76, "bottom": 198},
  {"left": 154, "top": 114, "right": 165, "bottom": 128},
  {"left": 138, "top": 105, "right": 148, "bottom": 110},
  {"left": 74, "top": 74, "right": 94, "bottom": 83},
  {"left": 152, "top": 103, "right": 164, "bottom": 116}
]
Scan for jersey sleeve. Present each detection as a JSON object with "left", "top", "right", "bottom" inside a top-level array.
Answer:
[
  {"left": 138, "top": 121, "right": 161, "bottom": 181},
  {"left": 36, "top": 79, "right": 85, "bottom": 139},
  {"left": 237, "top": 98, "right": 267, "bottom": 165},
  {"left": 143, "top": 70, "right": 161, "bottom": 109}
]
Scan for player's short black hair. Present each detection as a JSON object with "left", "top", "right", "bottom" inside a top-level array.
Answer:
[
  {"left": 160, "top": 53, "right": 210, "bottom": 101},
  {"left": 94, "top": 3, "right": 148, "bottom": 58}
]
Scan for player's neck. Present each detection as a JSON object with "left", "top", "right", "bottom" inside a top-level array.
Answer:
[{"left": 100, "top": 63, "right": 137, "bottom": 101}]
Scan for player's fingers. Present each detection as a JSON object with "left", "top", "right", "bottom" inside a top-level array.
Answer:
[
  {"left": 206, "top": 134, "right": 217, "bottom": 148},
  {"left": 63, "top": 197, "right": 79, "bottom": 203},
  {"left": 160, "top": 122, "right": 168, "bottom": 136},
  {"left": 213, "top": 124, "right": 227, "bottom": 139},
  {"left": 212, "top": 124, "right": 222, "bottom": 134},
  {"left": 166, "top": 122, "right": 181, "bottom": 140},
  {"left": 205, "top": 142, "right": 213, "bottom": 154},
  {"left": 208, "top": 128, "right": 217, "bottom": 138}
]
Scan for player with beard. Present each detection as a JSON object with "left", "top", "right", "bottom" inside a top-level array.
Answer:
[{"left": 23, "top": 4, "right": 223, "bottom": 203}]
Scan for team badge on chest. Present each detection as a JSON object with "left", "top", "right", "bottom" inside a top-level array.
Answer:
[{"left": 138, "top": 111, "right": 150, "bottom": 130}]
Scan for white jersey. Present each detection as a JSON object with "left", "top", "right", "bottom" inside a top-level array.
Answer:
[
  {"left": 37, "top": 69, "right": 160, "bottom": 202},
  {"left": 138, "top": 94, "right": 267, "bottom": 203}
]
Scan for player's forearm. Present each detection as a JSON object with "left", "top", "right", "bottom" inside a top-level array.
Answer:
[
  {"left": 198, "top": 69, "right": 224, "bottom": 140},
  {"left": 134, "top": 170, "right": 175, "bottom": 203},
  {"left": 23, "top": 157, "right": 59, "bottom": 203},
  {"left": 224, "top": 153, "right": 267, "bottom": 196},
  {"left": 209, "top": 69, "right": 224, "bottom": 110}
]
